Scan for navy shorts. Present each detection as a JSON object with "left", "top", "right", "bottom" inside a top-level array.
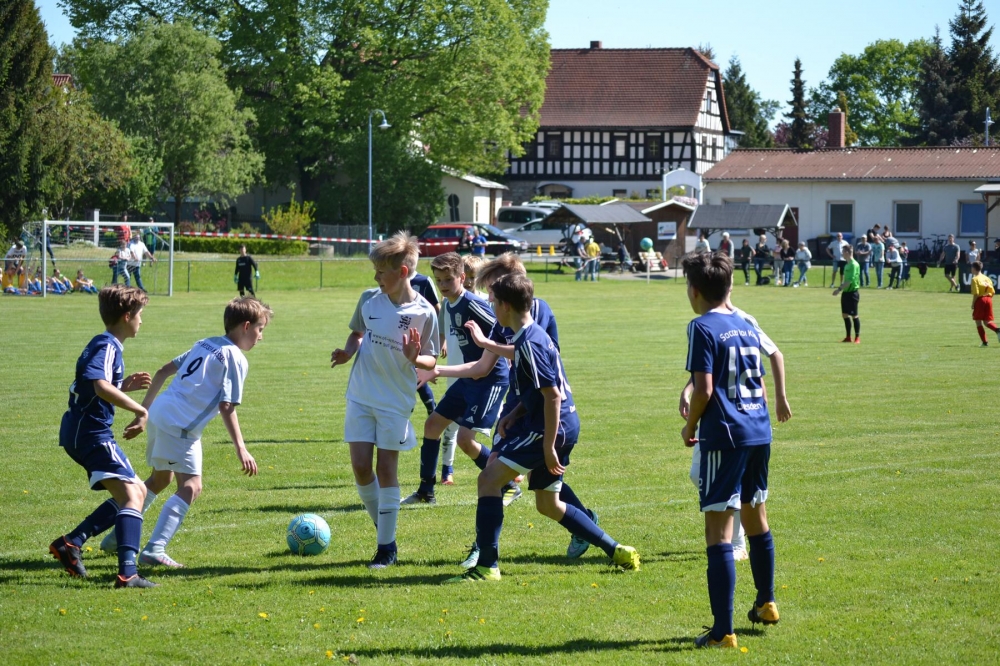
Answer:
[
  {"left": 494, "top": 416, "right": 579, "bottom": 492},
  {"left": 698, "top": 444, "right": 770, "bottom": 512},
  {"left": 436, "top": 378, "right": 507, "bottom": 433},
  {"left": 60, "top": 420, "right": 138, "bottom": 492}
]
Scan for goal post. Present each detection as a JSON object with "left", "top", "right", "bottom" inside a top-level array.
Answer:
[{"left": 33, "top": 220, "right": 175, "bottom": 298}]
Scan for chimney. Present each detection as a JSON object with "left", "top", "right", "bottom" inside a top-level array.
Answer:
[
  {"left": 828, "top": 110, "right": 845, "bottom": 149},
  {"left": 590, "top": 41, "right": 602, "bottom": 49}
]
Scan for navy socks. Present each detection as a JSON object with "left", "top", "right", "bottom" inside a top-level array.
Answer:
[
  {"left": 559, "top": 483, "right": 587, "bottom": 513},
  {"left": 115, "top": 508, "right": 143, "bottom": 578},
  {"left": 474, "top": 496, "right": 504, "bottom": 569},
  {"left": 418, "top": 437, "right": 440, "bottom": 493},
  {"left": 706, "top": 543, "right": 736, "bottom": 639},
  {"left": 748, "top": 531, "right": 776, "bottom": 606},
  {"left": 67, "top": 498, "right": 119, "bottom": 547},
  {"left": 559, "top": 504, "right": 617, "bottom": 557},
  {"left": 473, "top": 447, "right": 491, "bottom": 471}
]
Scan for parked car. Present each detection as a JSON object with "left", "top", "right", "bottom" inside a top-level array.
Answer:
[
  {"left": 496, "top": 205, "right": 550, "bottom": 229},
  {"left": 417, "top": 223, "right": 528, "bottom": 257},
  {"left": 519, "top": 200, "right": 563, "bottom": 212},
  {"left": 507, "top": 219, "right": 592, "bottom": 249}
]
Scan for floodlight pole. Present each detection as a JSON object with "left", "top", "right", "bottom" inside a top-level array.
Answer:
[
  {"left": 986, "top": 107, "right": 994, "bottom": 147},
  {"left": 368, "top": 109, "right": 391, "bottom": 253}
]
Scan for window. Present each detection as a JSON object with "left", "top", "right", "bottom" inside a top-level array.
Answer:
[
  {"left": 828, "top": 202, "right": 853, "bottom": 234},
  {"left": 475, "top": 202, "right": 479, "bottom": 222},
  {"left": 646, "top": 135, "right": 662, "bottom": 159},
  {"left": 447, "top": 194, "right": 460, "bottom": 222},
  {"left": 894, "top": 202, "right": 920, "bottom": 234},
  {"left": 612, "top": 189, "right": 627, "bottom": 198},
  {"left": 960, "top": 202, "right": 987, "bottom": 235},
  {"left": 614, "top": 135, "right": 627, "bottom": 158},
  {"left": 546, "top": 134, "right": 562, "bottom": 159},
  {"left": 704, "top": 91, "right": 713, "bottom": 114}
]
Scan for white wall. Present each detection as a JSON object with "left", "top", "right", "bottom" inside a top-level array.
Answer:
[
  {"left": 439, "top": 175, "right": 502, "bottom": 224},
  {"left": 535, "top": 179, "right": 664, "bottom": 199}
]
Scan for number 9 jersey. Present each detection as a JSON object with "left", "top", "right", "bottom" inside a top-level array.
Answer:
[
  {"left": 148, "top": 336, "right": 249, "bottom": 440},
  {"left": 685, "top": 310, "right": 772, "bottom": 451}
]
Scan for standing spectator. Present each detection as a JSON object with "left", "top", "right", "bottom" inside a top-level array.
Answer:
[
  {"left": 111, "top": 239, "right": 131, "bottom": 286},
  {"left": 939, "top": 234, "right": 961, "bottom": 292},
  {"left": 968, "top": 241, "right": 980, "bottom": 265},
  {"left": 899, "top": 242, "right": 911, "bottom": 285},
  {"left": 694, "top": 232, "right": 711, "bottom": 254},
  {"left": 883, "top": 228, "right": 900, "bottom": 250},
  {"left": 616, "top": 244, "right": 634, "bottom": 273},
  {"left": 457, "top": 227, "right": 474, "bottom": 255},
  {"left": 969, "top": 261, "right": 1000, "bottom": 346},
  {"left": 234, "top": 244, "right": 259, "bottom": 297},
  {"left": 870, "top": 232, "right": 886, "bottom": 289},
  {"left": 753, "top": 234, "right": 770, "bottom": 285},
  {"left": 771, "top": 242, "right": 783, "bottom": 285},
  {"left": 718, "top": 232, "right": 734, "bottom": 259},
  {"left": 573, "top": 234, "right": 588, "bottom": 281},
  {"left": 116, "top": 214, "right": 132, "bottom": 245},
  {"left": 780, "top": 239, "right": 795, "bottom": 287},
  {"left": 144, "top": 218, "right": 158, "bottom": 256},
  {"left": 738, "top": 239, "right": 752, "bottom": 285},
  {"left": 584, "top": 237, "right": 601, "bottom": 281},
  {"left": 126, "top": 233, "right": 157, "bottom": 292},
  {"left": 855, "top": 235, "right": 871, "bottom": 287},
  {"left": 794, "top": 241, "right": 812, "bottom": 287},
  {"left": 886, "top": 244, "right": 903, "bottom": 289},
  {"left": 471, "top": 228, "right": 488, "bottom": 257},
  {"left": 825, "top": 232, "right": 849, "bottom": 288},
  {"left": 5, "top": 238, "right": 26, "bottom": 271}
]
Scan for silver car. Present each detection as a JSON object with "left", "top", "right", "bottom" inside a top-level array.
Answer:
[{"left": 507, "top": 219, "right": 591, "bottom": 249}]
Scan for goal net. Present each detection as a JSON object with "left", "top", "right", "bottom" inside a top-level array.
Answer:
[{"left": 22, "top": 220, "right": 175, "bottom": 297}]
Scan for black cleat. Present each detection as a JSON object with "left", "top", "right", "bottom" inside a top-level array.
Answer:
[
  {"left": 368, "top": 548, "right": 398, "bottom": 569},
  {"left": 114, "top": 574, "right": 158, "bottom": 589},
  {"left": 49, "top": 536, "right": 87, "bottom": 578}
]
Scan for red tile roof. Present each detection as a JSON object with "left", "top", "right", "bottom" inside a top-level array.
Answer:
[
  {"left": 540, "top": 47, "right": 725, "bottom": 130},
  {"left": 705, "top": 147, "right": 1000, "bottom": 181},
  {"left": 52, "top": 74, "right": 73, "bottom": 88}
]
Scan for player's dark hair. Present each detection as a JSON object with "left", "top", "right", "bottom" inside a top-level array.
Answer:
[
  {"left": 682, "top": 251, "right": 732, "bottom": 304},
  {"left": 843, "top": 244, "right": 853, "bottom": 255},
  {"left": 972, "top": 260, "right": 983, "bottom": 272},
  {"left": 98, "top": 285, "right": 148, "bottom": 326},
  {"left": 430, "top": 252, "right": 464, "bottom": 277},
  {"left": 491, "top": 273, "right": 533, "bottom": 313},
  {"left": 225, "top": 296, "right": 274, "bottom": 332}
]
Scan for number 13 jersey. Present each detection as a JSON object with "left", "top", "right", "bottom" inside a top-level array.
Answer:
[
  {"left": 686, "top": 310, "right": 772, "bottom": 450},
  {"left": 149, "top": 336, "right": 248, "bottom": 439}
]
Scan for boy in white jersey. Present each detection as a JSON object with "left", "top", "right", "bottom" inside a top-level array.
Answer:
[
  {"left": 331, "top": 232, "right": 439, "bottom": 568},
  {"left": 100, "top": 297, "right": 271, "bottom": 566}
]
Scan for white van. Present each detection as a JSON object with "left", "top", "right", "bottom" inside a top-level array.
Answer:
[{"left": 496, "top": 206, "right": 550, "bottom": 229}]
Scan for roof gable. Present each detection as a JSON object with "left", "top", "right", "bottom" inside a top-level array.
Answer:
[{"left": 547, "top": 203, "right": 651, "bottom": 224}]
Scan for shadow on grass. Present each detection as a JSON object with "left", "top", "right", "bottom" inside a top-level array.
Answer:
[
  {"left": 348, "top": 636, "right": 691, "bottom": 659},
  {"left": 296, "top": 572, "right": 455, "bottom": 588},
  {"left": 201, "top": 503, "right": 361, "bottom": 516},
  {"left": 251, "top": 438, "right": 339, "bottom": 444},
  {"left": 650, "top": 550, "right": 703, "bottom": 563},
  {"left": 245, "top": 483, "right": 356, "bottom": 492}
]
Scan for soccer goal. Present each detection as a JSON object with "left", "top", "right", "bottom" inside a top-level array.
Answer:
[{"left": 28, "top": 219, "right": 175, "bottom": 297}]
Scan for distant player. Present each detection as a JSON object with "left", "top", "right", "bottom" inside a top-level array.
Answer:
[
  {"left": 832, "top": 245, "right": 861, "bottom": 343},
  {"left": 234, "top": 245, "right": 259, "bottom": 297},
  {"left": 401, "top": 252, "right": 512, "bottom": 506},
  {"left": 969, "top": 261, "right": 999, "bottom": 346},
  {"left": 441, "top": 273, "right": 639, "bottom": 583},
  {"left": 49, "top": 285, "right": 157, "bottom": 588},
  {"left": 330, "top": 232, "right": 439, "bottom": 568},
  {"left": 682, "top": 252, "right": 778, "bottom": 648},
  {"left": 410, "top": 267, "right": 442, "bottom": 416}
]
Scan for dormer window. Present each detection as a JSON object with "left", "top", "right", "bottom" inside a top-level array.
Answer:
[{"left": 704, "top": 91, "right": 713, "bottom": 114}]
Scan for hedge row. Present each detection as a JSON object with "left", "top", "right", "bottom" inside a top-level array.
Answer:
[{"left": 175, "top": 237, "right": 309, "bottom": 255}]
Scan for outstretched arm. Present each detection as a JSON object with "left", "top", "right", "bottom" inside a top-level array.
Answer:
[
  {"left": 219, "top": 403, "right": 257, "bottom": 476},
  {"left": 465, "top": 321, "right": 514, "bottom": 359},
  {"left": 331, "top": 331, "right": 364, "bottom": 367}
]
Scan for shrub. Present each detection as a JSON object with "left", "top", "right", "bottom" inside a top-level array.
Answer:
[
  {"left": 175, "top": 236, "right": 309, "bottom": 255},
  {"left": 263, "top": 194, "right": 315, "bottom": 236}
]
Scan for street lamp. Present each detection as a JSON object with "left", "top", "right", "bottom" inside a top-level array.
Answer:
[{"left": 368, "top": 109, "right": 391, "bottom": 253}]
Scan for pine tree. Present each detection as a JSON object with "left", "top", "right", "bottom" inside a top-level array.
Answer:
[
  {"left": 948, "top": 0, "right": 999, "bottom": 138},
  {"left": 723, "top": 56, "right": 776, "bottom": 148},
  {"left": 0, "top": 0, "right": 53, "bottom": 240},
  {"left": 909, "top": 29, "right": 965, "bottom": 145},
  {"left": 785, "top": 58, "right": 813, "bottom": 149}
]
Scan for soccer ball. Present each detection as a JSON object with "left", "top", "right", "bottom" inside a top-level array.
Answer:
[
  {"left": 640, "top": 237, "right": 654, "bottom": 251},
  {"left": 286, "top": 513, "right": 331, "bottom": 556}
]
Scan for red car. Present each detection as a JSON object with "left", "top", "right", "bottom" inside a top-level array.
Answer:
[{"left": 417, "top": 224, "right": 528, "bottom": 257}]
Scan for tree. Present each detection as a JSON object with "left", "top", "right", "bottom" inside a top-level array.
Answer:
[
  {"left": 948, "top": 0, "right": 1000, "bottom": 138},
  {"left": 61, "top": 0, "right": 549, "bottom": 224},
  {"left": 785, "top": 58, "right": 813, "bottom": 149},
  {"left": 907, "top": 29, "right": 965, "bottom": 146},
  {"left": 722, "top": 56, "right": 777, "bottom": 148},
  {"left": 0, "top": 0, "right": 52, "bottom": 240},
  {"left": 71, "top": 22, "right": 263, "bottom": 224},
  {"left": 835, "top": 92, "right": 860, "bottom": 146}
]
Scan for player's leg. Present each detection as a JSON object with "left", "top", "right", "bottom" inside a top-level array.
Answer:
[
  {"left": 102, "top": 477, "right": 157, "bottom": 588},
  {"left": 141, "top": 471, "right": 200, "bottom": 568},
  {"left": 99, "top": 468, "right": 167, "bottom": 553},
  {"left": 535, "top": 484, "right": 638, "bottom": 569},
  {"left": 404, "top": 410, "right": 451, "bottom": 504},
  {"left": 371, "top": 447, "right": 401, "bottom": 568},
  {"left": 440, "top": 421, "right": 457, "bottom": 484},
  {"left": 416, "top": 382, "right": 436, "bottom": 415},
  {"left": 740, "top": 445, "right": 778, "bottom": 627},
  {"left": 561, "top": 482, "right": 598, "bottom": 558},
  {"left": 841, "top": 313, "right": 852, "bottom": 342},
  {"left": 345, "top": 401, "right": 380, "bottom": 524},
  {"left": 976, "top": 320, "right": 988, "bottom": 345}
]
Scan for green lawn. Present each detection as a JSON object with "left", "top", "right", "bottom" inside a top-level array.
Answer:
[{"left": 0, "top": 263, "right": 994, "bottom": 664}]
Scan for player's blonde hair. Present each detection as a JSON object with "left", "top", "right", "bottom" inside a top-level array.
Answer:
[
  {"left": 475, "top": 252, "right": 526, "bottom": 292},
  {"left": 462, "top": 255, "right": 486, "bottom": 287},
  {"left": 98, "top": 285, "right": 148, "bottom": 326},
  {"left": 224, "top": 296, "right": 274, "bottom": 332},
  {"left": 430, "top": 252, "right": 464, "bottom": 278},
  {"left": 370, "top": 231, "right": 418, "bottom": 273}
]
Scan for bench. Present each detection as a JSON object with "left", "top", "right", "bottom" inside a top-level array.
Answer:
[{"left": 637, "top": 251, "right": 666, "bottom": 272}]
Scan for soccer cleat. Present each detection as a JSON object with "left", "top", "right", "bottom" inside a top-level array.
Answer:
[
  {"left": 401, "top": 490, "right": 436, "bottom": 506},
  {"left": 567, "top": 510, "right": 598, "bottom": 558},
  {"left": 460, "top": 542, "right": 481, "bottom": 569},
  {"left": 996, "top": 329, "right": 1000, "bottom": 344},
  {"left": 748, "top": 601, "right": 780, "bottom": 626},
  {"left": 841, "top": 337, "right": 852, "bottom": 343},
  {"left": 49, "top": 537, "right": 88, "bottom": 578},
  {"left": 443, "top": 565, "right": 501, "bottom": 584},
  {"left": 114, "top": 573, "right": 158, "bottom": 589},
  {"left": 745, "top": 281, "right": 750, "bottom": 286},
  {"left": 367, "top": 548, "right": 398, "bottom": 569},
  {"left": 501, "top": 484, "right": 523, "bottom": 507},
  {"left": 99, "top": 530, "right": 118, "bottom": 553},
  {"left": 732, "top": 546, "right": 749, "bottom": 562},
  {"left": 981, "top": 342, "right": 989, "bottom": 348},
  {"left": 854, "top": 337, "right": 861, "bottom": 344},
  {"left": 441, "top": 474, "right": 454, "bottom": 486},
  {"left": 694, "top": 627, "right": 738, "bottom": 649},
  {"left": 139, "top": 549, "right": 185, "bottom": 568},
  {"left": 792, "top": 283, "right": 799, "bottom": 288},
  {"left": 611, "top": 544, "right": 641, "bottom": 571}
]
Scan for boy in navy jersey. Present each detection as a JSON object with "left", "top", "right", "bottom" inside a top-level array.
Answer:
[
  {"left": 402, "top": 253, "right": 512, "bottom": 506},
  {"left": 682, "top": 252, "right": 778, "bottom": 649},
  {"left": 50, "top": 285, "right": 157, "bottom": 588},
  {"left": 442, "top": 274, "right": 639, "bottom": 583},
  {"left": 410, "top": 268, "right": 441, "bottom": 416}
]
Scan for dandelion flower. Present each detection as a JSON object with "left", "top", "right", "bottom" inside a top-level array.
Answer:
[
  {"left": 356, "top": 617, "right": 364, "bottom": 623},
  {"left": 438, "top": 618, "right": 444, "bottom": 624},
  {"left": 740, "top": 646, "right": 748, "bottom": 653},
  {"left": 309, "top": 590, "right": 315, "bottom": 595},
  {"left": 591, "top": 583, "right": 598, "bottom": 588},
  {"left": 326, "top": 651, "right": 334, "bottom": 659},
  {"left": 817, "top": 557, "right": 825, "bottom": 562},
  {"left": 479, "top": 618, "right": 485, "bottom": 624},
  {"left": 85, "top": 546, "right": 92, "bottom": 552},
  {"left": 141, "top": 615, "right": 148, "bottom": 621},
  {"left": 259, "top": 612, "right": 269, "bottom": 619},
  {"left": 58, "top": 608, "right": 66, "bottom": 615},
  {"left": 314, "top": 623, "right": 321, "bottom": 629}
]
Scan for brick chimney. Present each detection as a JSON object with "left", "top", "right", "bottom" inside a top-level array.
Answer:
[
  {"left": 590, "top": 41, "right": 602, "bottom": 49},
  {"left": 828, "top": 110, "right": 845, "bottom": 148}
]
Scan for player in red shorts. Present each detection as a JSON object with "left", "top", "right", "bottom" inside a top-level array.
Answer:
[{"left": 969, "top": 261, "right": 999, "bottom": 347}]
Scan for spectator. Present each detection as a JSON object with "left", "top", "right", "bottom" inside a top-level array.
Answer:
[
  {"left": 234, "top": 244, "right": 259, "bottom": 297},
  {"left": 883, "top": 228, "right": 900, "bottom": 250},
  {"left": 870, "top": 232, "right": 886, "bottom": 289},
  {"left": 968, "top": 240, "right": 980, "bottom": 265},
  {"left": 900, "top": 242, "right": 911, "bottom": 284},
  {"left": 617, "top": 244, "right": 634, "bottom": 273},
  {"left": 471, "top": 228, "right": 487, "bottom": 256},
  {"left": 457, "top": 227, "right": 474, "bottom": 255},
  {"left": 780, "top": 239, "right": 795, "bottom": 287},
  {"left": 738, "top": 239, "right": 752, "bottom": 285},
  {"left": 126, "top": 233, "right": 157, "bottom": 292},
  {"left": 584, "top": 237, "right": 601, "bottom": 281},
  {"left": 886, "top": 244, "right": 903, "bottom": 289},
  {"left": 116, "top": 213, "right": 131, "bottom": 244},
  {"left": 771, "top": 242, "right": 783, "bottom": 284},
  {"left": 5, "top": 238, "right": 26, "bottom": 271},
  {"left": 794, "top": 241, "right": 812, "bottom": 287},
  {"left": 753, "top": 234, "right": 770, "bottom": 285},
  {"left": 110, "top": 239, "right": 131, "bottom": 286},
  {"left": 74, "top": 269, "right": 98, "bottom": 294},
  {"left": 717, "top": 232, "right": 734, "bottom": 259},
  {"left": 2, "top": 265, "right": 24, "bottom": 294},
  {"left": 694, "top": 232, "right": 711, "bottom": 254},
  {"left": 825, "top": 232, "right": 849, "bottom": 287},
  {"left": 939, "top": 234, "right": 961, "bottom": 292},
  {"left": 855, "top": 234, "right": 872, "bottom": 287}
]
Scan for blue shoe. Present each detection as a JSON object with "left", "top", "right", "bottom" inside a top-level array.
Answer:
[{"left": 460, "top": 542, "right": 480, "bottom": 569}]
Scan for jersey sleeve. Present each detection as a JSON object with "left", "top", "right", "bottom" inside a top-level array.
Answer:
[
  {"left": 685, "top": 320, "right": 714, "bottom": 375},
  {"left": 737, "top": 311, "right": 779, "bottom": 358},
  {"left": 420, "top": 304, "right": 439, "bottom": 357},
  {"left": 467, "top": 297, "right": 498, "bottom": 333},
  {"left": 349, "top": 290, "right": 376, "bottom": 332},
  {"left": 488, "top": 321, "right": 508, "bottom": 345},
  {"left": 172, "top": 348, "right": 191, "bottom": 369},
  {"left": 221, "top": 351, "right": 248, "bottom": 405},
  {"left": 81, "top": 342, "right": 118, "bottom": 383},
  {"left": 520, "top": 339, "right": 559, "bottom": 389}
]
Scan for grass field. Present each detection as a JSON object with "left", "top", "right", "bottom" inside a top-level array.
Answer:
[{"left": 1, "top": 261, "right": 996, "bottom": 664}]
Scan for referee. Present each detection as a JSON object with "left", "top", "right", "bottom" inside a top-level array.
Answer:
[{"left": 832, "top": 244, "right": 861, "bottom": 344}]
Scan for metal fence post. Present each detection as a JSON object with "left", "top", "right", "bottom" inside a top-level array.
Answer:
[
  {"left": 545, "top": 257, "right": 548, "bottom": 282},
  {"left": 320, "top": 260, "right": 323, "bottom": 288},
  {"left": 187, "top": 261, "right": 191, "bottom": 293}
]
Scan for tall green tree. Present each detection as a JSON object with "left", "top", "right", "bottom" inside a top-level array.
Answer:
[
  {"left": 810, "top": 39, "right": 930, "bottom": 146},
  {"left": 723, "top": 56, "right": 778, "bottom": 148},
  {"left": 0, "top": 0, "right": 52, "bottom": 240},
  {"left": 60, "top": 0, "right": 549, "bottom": 226},
  {"left": 948, "top": 0, "right": 1000, "bottom": 138},
  {"left": 907, "top": 29, "right": 965, "bottom": 146},
  {"left": 785, "top": 58, "right": 813, "bottom": 149},
  {"left": 71, "top": 22, "right": 263, "bottom": 224},
  {"left": 835, "top": 91, "right": 860, "bottom": 146}
]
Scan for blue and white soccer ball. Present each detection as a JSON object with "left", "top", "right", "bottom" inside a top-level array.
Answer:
[
  {"left": 640, "top": 237, "right": 654, "bottom": 251},
  {"left": 286, "top": 513, "right": 331, "bottom": 556}
]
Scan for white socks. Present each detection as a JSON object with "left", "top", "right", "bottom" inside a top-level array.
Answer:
[
  {"left": 441, "top": 423, "right": 458, "bottom": 467},
  {"left": 143, "top": 491, "right": 158, "bottom": 513},
  {"left": 356, "top": 480, "right": 380, "bottom": 526},
  {"left": 144, "top": 494, "right": 190, "bottom": 552},
  {"left": 376, "top": 487, "right": 400, "bottom": 547},
  {"left": 732, "top": 509, "right": 746, "bottom": 551}
]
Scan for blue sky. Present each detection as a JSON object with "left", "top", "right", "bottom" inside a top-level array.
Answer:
[{"left": 36, "top": 0, "right": 1000, "bottom": 117}]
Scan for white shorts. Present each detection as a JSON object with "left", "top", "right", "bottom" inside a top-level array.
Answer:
[
  {"left": 146, "top": 421, "right": 203, "bottom": 475},
  {"left": 344, "top": 399, "right": 417, "bottom": 451}
]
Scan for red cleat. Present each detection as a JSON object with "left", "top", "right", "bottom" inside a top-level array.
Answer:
[
  {"left": 841, "top": 337, "right": 852, "bottom": 343},
  {"left": 854, "top": 337, "right": 861, "bottom": 344}
]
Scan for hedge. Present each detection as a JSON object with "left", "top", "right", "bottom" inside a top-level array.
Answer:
[{"left": 174, "top": 237, "right": 309, "bottom": 255}]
